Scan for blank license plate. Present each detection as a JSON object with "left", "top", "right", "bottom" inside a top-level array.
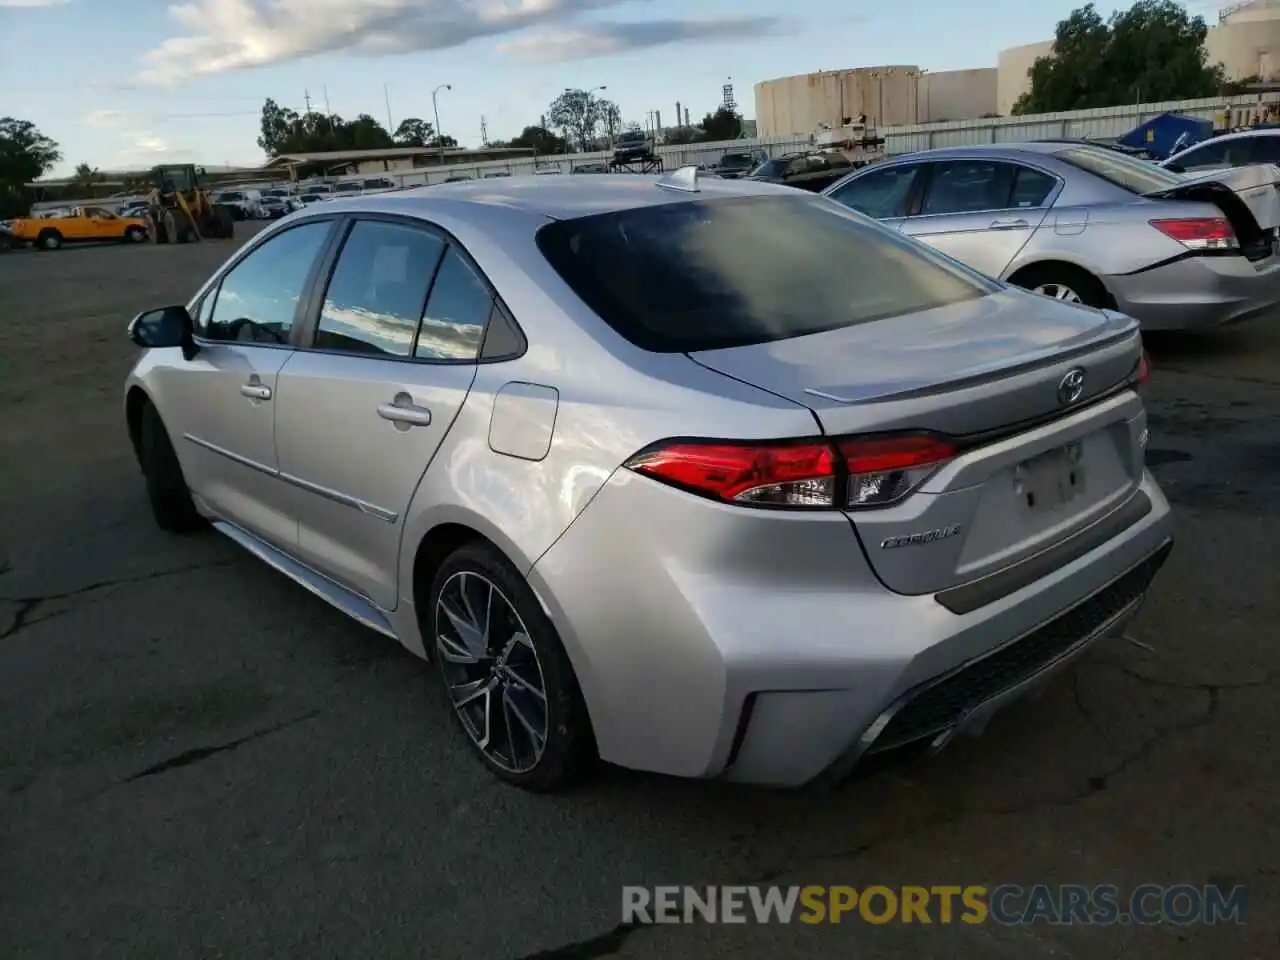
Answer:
[{"left": 1015, "top": 443, "right": 1085, "bottom": 514}]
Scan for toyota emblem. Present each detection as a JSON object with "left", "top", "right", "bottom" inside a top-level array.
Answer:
[{"left": 1058, "top": 368, "right": 1086, "bottom": 406}]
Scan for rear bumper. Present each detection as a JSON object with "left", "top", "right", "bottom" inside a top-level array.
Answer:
[
  {"left": 529, "top": 468, "right": 1175, "bottom": 788},
  {"left": 1105, "top": 253, "right": 1280, "bottom": 331}
]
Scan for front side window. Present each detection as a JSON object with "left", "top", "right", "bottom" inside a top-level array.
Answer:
[
  {"left": 204, "top": 221, "right": 332, "bottom": 343},
  {"left": 536, "top": 195, "right": 993, "bottom": 353},
  {"left": 314, "top": 220, "right": 445, "bottom": 357},
  {"left": 827, "top": 164, "right": 919, "bottom": 219},
  {"left": 415, "top": 247, "right": 491, "bottom": 361}
]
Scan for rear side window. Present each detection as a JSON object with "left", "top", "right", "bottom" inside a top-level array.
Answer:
[
  {"left": 1057, "top": 146, "right": 1182, "bottom": 193},
  {"left": 536, "top": 196, "right": 993, "bottom": 353},
  {"left": 315, "top": 220, "right": 445, "bottom": 357},
  {"left": 415, "top": 247, "right": 491, "bottom": 361},
  {"left": 1248, "top": 135, "right": 1280, "bottom": 164},
  {"left": 1011, "top": 167, "right": 1057, "bottom": 207},
  {"left": 921, "top": 161, "right": 1016, "bottom": 215}
]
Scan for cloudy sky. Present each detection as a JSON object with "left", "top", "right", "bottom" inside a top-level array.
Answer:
[{"left": 0, "top": 0, "right": 1231, "bottom": 176}]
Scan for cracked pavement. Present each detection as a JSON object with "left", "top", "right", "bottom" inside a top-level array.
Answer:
[{"left": 1, "top": 235, "right": 1278, "bottom": 959}]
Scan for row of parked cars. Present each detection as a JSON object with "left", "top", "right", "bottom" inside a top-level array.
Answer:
[{"left": 736, "top": 137, "right": 1280, "bottom": 333}]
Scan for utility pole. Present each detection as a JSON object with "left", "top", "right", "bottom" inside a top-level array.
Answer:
[
  {"left": 323, "top": 85, "right": 331, "bottom": 115},
  {"left": 432, "top": 83, "right": 452, "bottom": 165},
  {"left": 480, "top": 116, "right": 489, "bottom": 145},
  {"left": 303, "top": 89, "right": 313, "bottom": 114},
  {"left": 384, "top": 83, "right": 394, "bottom": 134}
]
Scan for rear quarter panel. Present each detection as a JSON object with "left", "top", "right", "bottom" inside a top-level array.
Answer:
[
  {"left": 392, "top": 201, "right": 820, "bottom": 647},
  {"left": 1007, "top": 198, "right": 1199, "bottom": 280}
]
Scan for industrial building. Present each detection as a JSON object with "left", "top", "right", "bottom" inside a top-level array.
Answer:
[
  {"left": 754, "top": 66, "right": 998, "bottom": 136},
  {"left": 999, "top": 0, "right": 1280, "bottom": 115},
  {"left": 757, "top": 0, "right": 1280, "bottom": 136}
]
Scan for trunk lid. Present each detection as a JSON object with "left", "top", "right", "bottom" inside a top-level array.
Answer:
[
  {"left": 1144, "top": 163, "right": 1280, "bottom": 245},
  {"left": 689, "top": 288, "right": 1147, "bottom": 596}
]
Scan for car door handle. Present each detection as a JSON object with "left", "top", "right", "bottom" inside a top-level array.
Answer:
[
  {"left": 240, "top": 383, "right": 271, "bottom": 400},
  {"left": 989, "top": 218, "right": 1030, "bottom": 230},
  {"left": 377, "top": 400, "right": 432, "bottom": 426}
]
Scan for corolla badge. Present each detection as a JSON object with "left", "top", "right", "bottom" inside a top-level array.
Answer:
[
  {"left": 1057, "top": 367, "right": 1086, "bottom": 406},
  {"left": 880, "top": 524, "right": 961, "bottom": 550}
]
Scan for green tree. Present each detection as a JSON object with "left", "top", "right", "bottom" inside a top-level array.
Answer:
[
  {"left": 1013, "top": 1, "right": 1225, "bottom": 115},
  {"left": 0, "top": 118, "right": 61, "bottom": 218},
  {"left": 257, "top": 98, "right": 299, "bottom": 156},
  {"left": 508, "top": 124, "right": 566, "bottom": 154},
  {"left": 73, "top": 162, "right": 101, "bottom": 187},
  {"left": 700, "top": 106, "right": 742, "bottom": 141},
  {"left": 393, "top": 118, "right": 433, "bottom": 147},
  {"left": 257, "top": 99, "right": 399, "bottom": 156},
  {"left": 548, "top": 89, "right": 616, "bottom": 151}
]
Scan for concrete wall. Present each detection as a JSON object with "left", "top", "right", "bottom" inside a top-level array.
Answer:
[
  {"left": 1205, "top": 20, "right": 1280, "bottom": 79},
  {"left": 754, "top": 66, "right": 922, "bottom": 136},
  {"left": 997, "top": 40, "right": 1053, "bottom": 116},
  {"left": 919, "top": 68, "right": 998, "bottom": 123}
]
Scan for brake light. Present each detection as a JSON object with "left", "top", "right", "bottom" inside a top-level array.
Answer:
[
  {"left": 625, "top": 441, "right": 836, "bottom": 506},
  {"left": 838, "top": 435, "right": 956, "bottom": 507},
  {"left": 624, "top": 433, "right": 956, "bottom": 509},
  {"left": 1150, "top": 217, "right": 1237, "bottom": 251},
  {"left": 1137, "top": 350, "right": 1151, "bottom": 385}
]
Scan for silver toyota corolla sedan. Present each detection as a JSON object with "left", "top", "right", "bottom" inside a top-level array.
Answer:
[
  {"left": 823, "top": 142, "right": 1280, "bottom": 331},
  {"left": 123, "top": 171, "right": 1173, "bottom": 791}
]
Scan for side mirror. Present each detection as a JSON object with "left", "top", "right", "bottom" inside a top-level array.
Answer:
[
  {"left": 128, "top": 306, "right": 198, "bottom": 360},
  {"left": 1164, "top": 162, "right": 1185, "bottom": 174}
]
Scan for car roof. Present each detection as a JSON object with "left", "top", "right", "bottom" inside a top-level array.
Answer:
[{"left": 322, "top": 173, "right": 799, "bottom": 221}]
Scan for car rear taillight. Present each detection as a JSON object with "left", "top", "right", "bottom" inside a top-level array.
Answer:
[
  {"left": 625, "top": 441, "right": 836, "bottom": 507},
  {"left": 1150, "top": 217, "right": 1237, "bottom": 251},
  {"left": 1137, "top": 350, "right": 1151, "bottom": 385},
  {"left": 624, "top": 433, "right": 955, "bottom": 510},
  {"left": 837, "top": 435, "right": 956, "bottom": 507}
]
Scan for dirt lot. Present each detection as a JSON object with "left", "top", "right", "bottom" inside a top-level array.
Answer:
[{"left": 1, "top": 231, "right": 1278, "bottom": 959}]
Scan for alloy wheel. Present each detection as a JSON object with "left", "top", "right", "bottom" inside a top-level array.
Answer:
[
  {"left": 1033, "top": 282, "right": 1082, "bottom": 303},
  {"left": 434, "top": 571, "right": 549, "bottom": 774}
]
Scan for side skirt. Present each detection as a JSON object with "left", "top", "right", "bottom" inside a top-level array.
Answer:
[{"left": 211, "top": 519, "right": 397, "bottom": 639}]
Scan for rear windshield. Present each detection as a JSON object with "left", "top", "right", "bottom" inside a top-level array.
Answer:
[
  {"left": 750, "top": 158, "right": 787, "bottom": 178},
  {"left": 1056, "top": 146, "right": 1182, "bottom": 194},
  {"left": 536, "top": 195, "right": 994, "bottom": 353}
]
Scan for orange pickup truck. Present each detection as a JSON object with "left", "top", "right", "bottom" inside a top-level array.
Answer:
[{"left": 9, "top": 205, "right": 150, "bottom": 250}]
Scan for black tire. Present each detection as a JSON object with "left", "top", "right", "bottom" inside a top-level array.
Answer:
[
  {"left": 428, "top": 541, "right": 595, "bottom": 792},
  {"left": 124, "top": 225, "right": 146, "bottom": 243},
  {"left": 172, "top": 210, "right": 196, "bottom": 244},
  {"left": 213, "top": 205, "right": 235, "bottom": 239},
  {"left": 36, "top": 229, "right": 62, "bottom": 251},
  {"left": 152, "top": 209, "right": 175, "bottom": 244},
  {"left": 1011, "top": 263, "right": 1109, "bottom": 308},
  {"left": 138, "top": 402, "right": 204, "bottom": 534}
]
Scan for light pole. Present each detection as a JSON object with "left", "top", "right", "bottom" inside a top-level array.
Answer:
[
  {"left": 432, "top": 83, "right": 452, "bottom": 165},
  {"left": 573, "top": 85, "right": 607, "bottom": 150}
]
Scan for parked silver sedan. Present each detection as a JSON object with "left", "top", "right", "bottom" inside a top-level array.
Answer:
[
  {"left": 123, "top": 172, "right": 1172, "bottom": 791},
  {"left": 823, "top": 143, "right": 1280, "bottom": 331}
]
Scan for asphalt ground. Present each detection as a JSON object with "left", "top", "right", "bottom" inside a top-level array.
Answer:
[{"left": 0, "top": 228, "right": 1277, "bottom": 959}]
